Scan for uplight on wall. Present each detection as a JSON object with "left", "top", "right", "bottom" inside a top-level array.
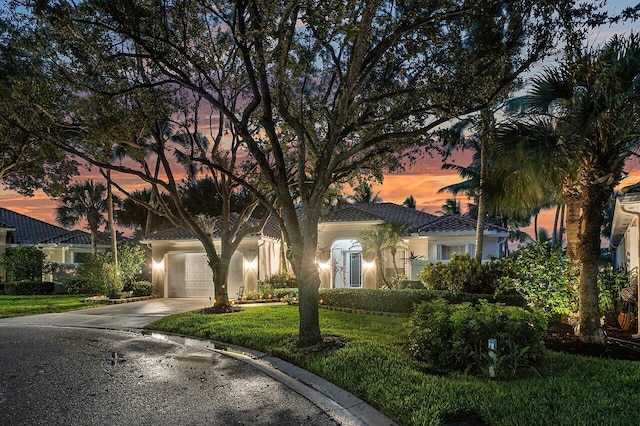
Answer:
[
  {"left": 244, "top": 259, "right": 257, "bottom": 271},
  {"left": 152, "top": 259, "right": 164, "bottom": 272},
  {"left": 317, "top": 261, "right": 331, "bottom": 271},
  {"left": 362, "top": 261, "right": 376, "bottom": 270}
]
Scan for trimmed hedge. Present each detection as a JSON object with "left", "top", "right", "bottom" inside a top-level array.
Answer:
[
  {"left": 3, "top": 281, "right": 56, "bottom": 295},
  {"left": 318, "top": 288, "right": 526, "bottom": 313},
  {"left": 131, "top": 280, "right": 153, "bottom": 297}
]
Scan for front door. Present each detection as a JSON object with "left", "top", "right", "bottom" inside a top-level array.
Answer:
[{"left": 349, "top": 252, "right": 362, "bottom": 288}]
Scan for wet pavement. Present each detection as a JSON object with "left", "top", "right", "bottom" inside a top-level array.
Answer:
[{"left": 0, "top": 325, "right": 337, "bottom": 425}]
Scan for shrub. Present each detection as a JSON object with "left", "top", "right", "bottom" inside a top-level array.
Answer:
[
  {"left": 78, "top": 253, "right": 110, "bottom": 295},
  {"left": 417, "top": 254, "right": 501, "bottom": 294},
  {"left": 119, "top": 244, "right": 146, "bottom": 291},
  {"left": 318, "top": 288, "right": 526, "bottom": 313},
  {"left": 408, "top": 298, "right": 547, "bottom": 378},
  {"left": 130, "top": 280, "right": 153, "bottom": 297},
  {"left": 103, "top": 263, "right": 123, "bottom": 298},
  {"left": 3, "top": 281, "right": 55, "bottom": 295},
  {"left": 0, "top": 246, "right": 51, "bottom": 282},
  {"left": 261, "top": 271, "right": 297, "bottom": 288},
  {"left": 398, "top": 280, "right": 425, "bottom": 289},
  {"left": 62, "top": 277, "right": 96, "bottom": 294},
  {"left": 272, "top": 288, "right": 298, "bottom": 299},
  {"left": 598, "top": 265, "right": 630, "bottom": 325},
  {"left": 497, "top": 242, "right": 578, "bottom": 317}
]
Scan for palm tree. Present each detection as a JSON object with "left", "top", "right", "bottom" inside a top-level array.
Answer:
[
  {"left": 348, "top": 183, "right": 382, "bottom": 204},
  {"left": 439, "top": 198, "right": 462, "bottom": 215},
  {"left": 508, "top": 34, "right": 640, "bottom": 342},
  {"left": 55, "top": 180, "right": 108, "bottom": 254},
  {"left": 403, "top": 195, "right": 417, "bottom": 209},
  {"left": 359, "top": 223, "right": 405, "bottom": 288}
]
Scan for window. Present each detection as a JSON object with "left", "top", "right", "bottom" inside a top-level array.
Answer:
[
  {"left": 73, "top": 252, "right": 93, "bottom": 264},
  {"left": 439, "top": 245, "right": 467, "bottom": 261}
]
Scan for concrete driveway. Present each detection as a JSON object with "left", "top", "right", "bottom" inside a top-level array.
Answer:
[{"left": 0, "top": 297, "right": 212, "bottom": 329}]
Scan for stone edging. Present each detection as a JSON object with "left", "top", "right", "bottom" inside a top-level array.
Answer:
[
  {"left": 84, "top": 295, "right": 159, "bottom": 304},
  {"left": 319, "top": 305, "right": 409, "bottom": 317}
]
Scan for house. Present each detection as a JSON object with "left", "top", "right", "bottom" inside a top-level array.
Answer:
[
  {"left": 610, "top": 193, "right": 640, "bottom": 337},
  {"left": 0, "top": 207, "right": 108, "bottom": 282},
  {"left": 141, "top": 214, "right": 284, "bottom": 299},
  {"left": 317, "top": 203, "right": 508, "bottom": 289},
  {"left": 142, "top": 203, "right": 508, "bottom": 297}
]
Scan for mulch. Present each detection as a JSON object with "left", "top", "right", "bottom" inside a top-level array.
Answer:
[{"left": 544, "top": 322, "right": 640, "bottom": 361}]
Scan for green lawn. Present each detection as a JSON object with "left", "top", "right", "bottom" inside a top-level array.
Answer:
[
  {"left": 0, "top": 295, "right": 101, "bottom": 318},
  {"left": 147, "top": 305, "right": 640, "bottom": 426}
]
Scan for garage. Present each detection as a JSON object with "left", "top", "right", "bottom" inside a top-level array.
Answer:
[{"left": 166, "top": 252, "right": 244, "bottom": 298}]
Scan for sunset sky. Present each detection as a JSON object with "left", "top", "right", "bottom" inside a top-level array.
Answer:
[{"left": 2, "top": 1, "right": 639, "bottom": 241}]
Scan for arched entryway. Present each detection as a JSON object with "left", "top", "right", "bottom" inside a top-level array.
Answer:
[{"left": 330, "top": 239, "right": 363, "bottom": 288}]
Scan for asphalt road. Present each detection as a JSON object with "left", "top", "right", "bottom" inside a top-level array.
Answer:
[{"left": 0, "top": 325, "right": 337, "bottom": 426}]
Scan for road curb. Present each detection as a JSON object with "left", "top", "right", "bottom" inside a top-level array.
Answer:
[{"left": 145, "top": 331, "right": 398, "bottom": 426}]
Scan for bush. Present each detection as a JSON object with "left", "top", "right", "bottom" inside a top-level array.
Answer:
[
  {"left": 398, "top": 280, "right": 425, "bottom": 289},
  {"left": 497, "top": 242, "right": 578, "bottom": 317},
  {"left": 78, "top": 253, "right": 110, "bottom": 295},
  {"left": 261, "top": 271, "right": 297, "bottom": 288},
  {"left": 119, "top": 244, "right": 146, "bottom": 291},
  {"left": 417, "top": 254, "right": 502, "bottom": 294},
  {"left": 3, "top": 281, "right": 55, "bottom": 295},
  {"left": 408, "top": 298, "right": 547, "bottom": 378},
  {"left": 0, "top": 246, "right": 51, "bottom": 282},
  {"left": 62, "top": 277, "right": 96, "bottom": 294},
  {"left": 598, "top": 265, "right": 631, "bottom": 325},
  {"left": 103, "top": 263, "right": 123, "bottom": 298},
  {"left": 272, "top": 288, "right": 298, "bottom": 299},
  {"left": 130, "top": 280, "right": 153, "bottom": 297},
  {"left": 318, "top": 288, "right": 526, "bottom": 313}
]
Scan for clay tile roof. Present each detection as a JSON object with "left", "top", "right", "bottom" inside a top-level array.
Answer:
[
  {"left": 418, "top": 214, "right": 507, "bottom": 234},
  {"left": 321, "top": 203, "right": 439, "bottom": 233},
  {"left": 0, "top": 207, "right": 68, "bottom": 245},
  {"left": 142, "top": 214, "right": 282, "bottom": 241},
  {"left": 38, "top": 229, "right": 108, "bottom": 245}
]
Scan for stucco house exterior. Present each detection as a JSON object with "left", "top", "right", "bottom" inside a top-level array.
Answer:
[
  {"left": 610, "top": 193, "right": 640, "bottom": 336},
  {"left": 142, "top": 203, "right": 508, "bottom": 298},
  {"left": 0, "top": 207, "right": 108, "bottom": 281}
]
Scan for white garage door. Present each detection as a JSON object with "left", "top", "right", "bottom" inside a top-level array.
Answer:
[
  {"left": 167, "top": 252, "right": 244, "bottom": 298},
  {"left": 168, "top": 253, "right": 214, "bottom": 298}
]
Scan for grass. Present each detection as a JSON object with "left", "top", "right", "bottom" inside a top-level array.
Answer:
[
  {"left": 0, "top": 295, "right": 101, "bottom": 318},
  {"left": 147, "top": 305, "right": 640, "bottom": 426}
]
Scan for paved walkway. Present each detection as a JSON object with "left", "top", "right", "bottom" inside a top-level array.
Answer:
[{"left": 0, "top": 298, "right": 397, "bottom": 426}]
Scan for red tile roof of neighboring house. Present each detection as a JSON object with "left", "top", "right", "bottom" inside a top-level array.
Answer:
[{"left": 418, "top": 214, "right": 507, "bottom": 234}]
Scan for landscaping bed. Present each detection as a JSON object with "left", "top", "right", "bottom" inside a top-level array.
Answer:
[{"left": 146, "top": 305, "right": 640, "bottom": 426}]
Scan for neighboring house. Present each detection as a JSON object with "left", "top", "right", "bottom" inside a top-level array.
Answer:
[
  {"left": 0, "top": 208, "right": 108, "bottom": 282},
  {"left": 610, "top": 193, "right": 640, "bottom": 276},
  {"left": 143, "top": 203, "right": 508, "bottom": 298}
]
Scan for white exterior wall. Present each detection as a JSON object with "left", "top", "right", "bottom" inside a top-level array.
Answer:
[{"left": 148, "top": 237, "right": 280, "bottom": 299}]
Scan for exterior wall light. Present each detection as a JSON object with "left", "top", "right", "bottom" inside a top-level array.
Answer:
[
  {"left": 152, "top": 259, "right": 164, "bottom": 272},
  {"left": 362, "top": 261, "right": 376, "bottom": 270},
  {"left": 245, "top": 259, "right": 257, "bottom": 271},
  {"left": 317, "top": 261, "right": 331, "bottom": 271}
]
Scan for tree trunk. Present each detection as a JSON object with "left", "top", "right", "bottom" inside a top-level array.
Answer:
[
  {"left": 576, "top": 175, "right": 608, "bottom": 343},
  {"left": 105, "top": 171, "right": 118, "bottom": 265},
  {"left": 534, "top": 212, "right": 539, "bottom": 242},
  {"left": 475, "top": 142, "right": 487, "bottom": 262},
  {"left": 552, "top": 204, "right": 561, "bottom": 249},
  {"left": 564, "top": 181, "right": 581, "bottom": 266},
  {"left": 288, "top": 211, "right": 323, "bottom": 347},
  {"left": 89, "top": 227, "right": 98, "bottom": 255}
]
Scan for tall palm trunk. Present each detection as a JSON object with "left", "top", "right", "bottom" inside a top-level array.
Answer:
[
  {"left": 552, "top": 204, "right": 561, "bottom": 248},
  {"left": 105, "top": 171, "right": 118, "bottom": 265},
  {"left": 475, "top": 109, "right": 493, "bottom": 262},
  {"left": 576, "top": 171, "right": 608, "bottom": 343},
  {"left": 563, "top": 180, "right": 581, "bottom": 266}
]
